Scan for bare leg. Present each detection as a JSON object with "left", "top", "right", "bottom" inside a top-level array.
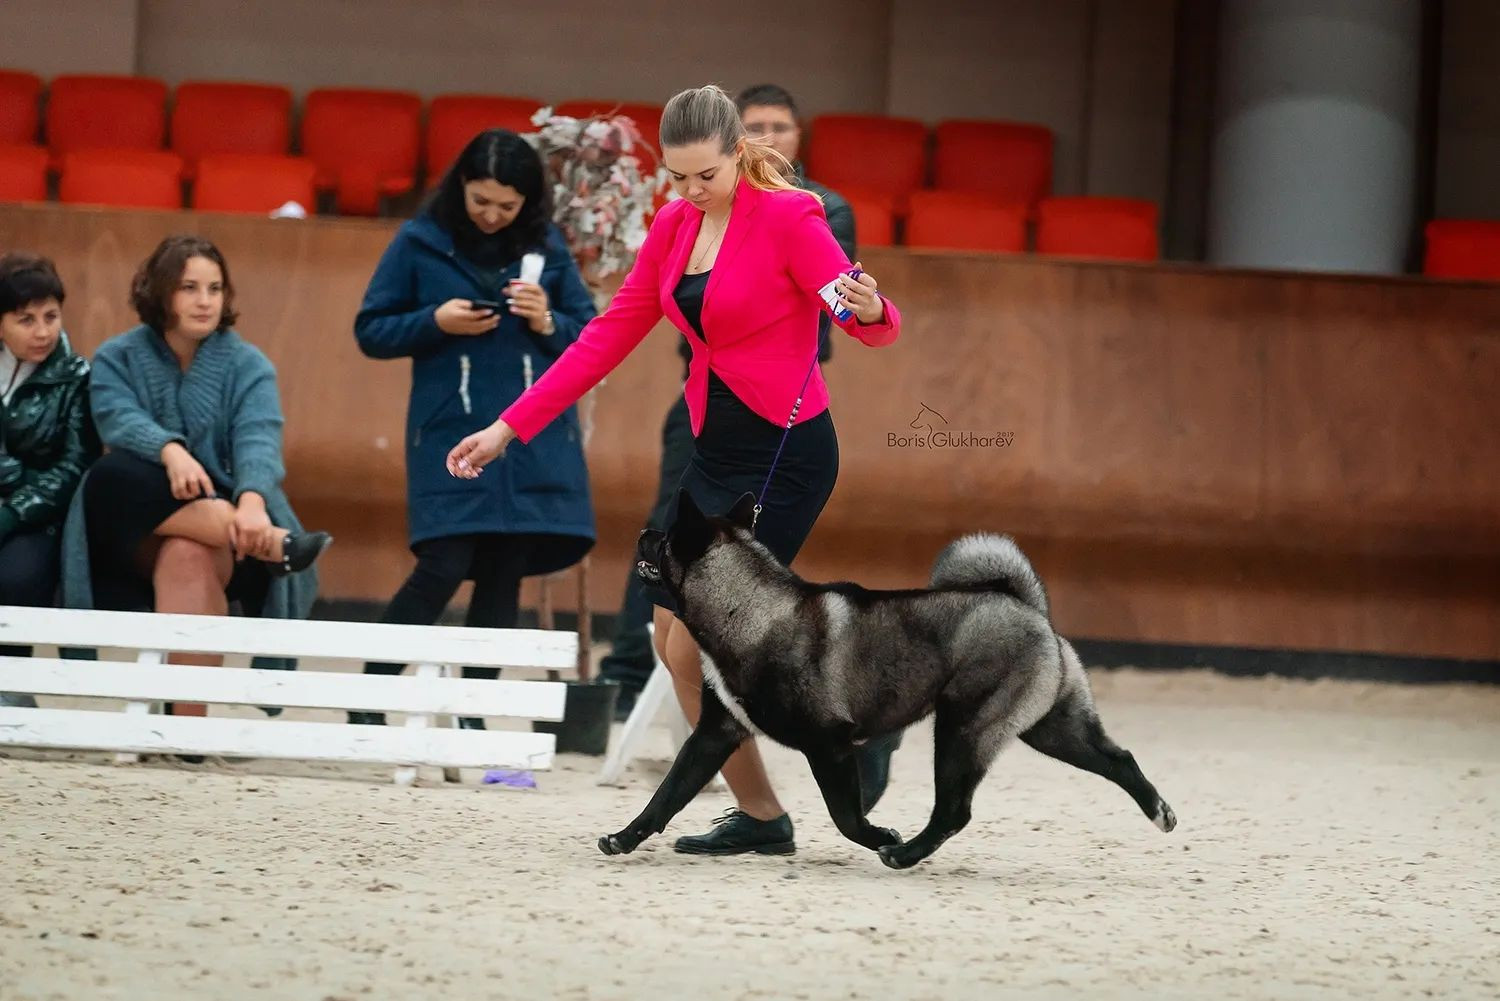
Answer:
[
  {"left": 653, "top": 606, "right": 785, "bottom": 821},
  {"left": 154, "top": 498, "right": 290, "bottom": 562},
  {"left": 151, "top": 537, "right": 233, "bottom": 718}
]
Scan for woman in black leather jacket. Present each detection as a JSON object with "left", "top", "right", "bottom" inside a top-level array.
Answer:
[{"left": 0, "top": 253, "right": 98, "bottom": 668}]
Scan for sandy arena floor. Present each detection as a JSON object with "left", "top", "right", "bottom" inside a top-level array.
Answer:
[{"left": 1, "top": 669, "right": 1497, "bottom": 1000}]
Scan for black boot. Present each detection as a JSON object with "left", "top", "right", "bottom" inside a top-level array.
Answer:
[
  {"left": 270, "top": 531, "right": 333, "bottom": 577},
  {"left": 673, "top": 809, "right": 795, "bottom": 856}
]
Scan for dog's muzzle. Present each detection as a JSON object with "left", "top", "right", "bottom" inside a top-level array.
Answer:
[{"left": 635, "top": 529, "right": 665, "bottom": 585}]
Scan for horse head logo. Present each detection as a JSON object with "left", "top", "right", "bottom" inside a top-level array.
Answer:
[{"left": 909, "top": 403, "right": 949, "bottom": 440}]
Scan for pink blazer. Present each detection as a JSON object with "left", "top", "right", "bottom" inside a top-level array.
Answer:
[{"left": 500, "top": 177, "right": 901, "bottom": 443}]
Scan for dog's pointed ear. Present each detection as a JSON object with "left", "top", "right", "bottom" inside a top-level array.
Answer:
[
  {"left": 671, "top": 490, "right": 716, "bottom": 564},
  {"left": 727, "top": 492, "right": 757, "bottom": 530}
]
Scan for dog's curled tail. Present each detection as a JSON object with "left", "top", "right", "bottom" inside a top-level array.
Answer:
[{"left": 930, "top": 533, "right": 1049, "bottom": 618}]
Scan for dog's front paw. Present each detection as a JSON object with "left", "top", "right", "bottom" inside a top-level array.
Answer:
[
  {"left": 598, "top": 832, "right": 638, "bottom": 856},
  {"left": 877, "top": 843, "right": 924, "bottom": 870}
]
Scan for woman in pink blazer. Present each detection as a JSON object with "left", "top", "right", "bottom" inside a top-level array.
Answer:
[{"left": 448, "top": 84, "right": 901, "bottom": 856}]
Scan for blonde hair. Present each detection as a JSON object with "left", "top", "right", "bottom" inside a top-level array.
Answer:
[{"left": 659, "top": 84, "right": 813, "bottom": 198}]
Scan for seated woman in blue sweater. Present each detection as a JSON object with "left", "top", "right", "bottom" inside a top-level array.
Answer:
[{"left": 61, "top": 236, "right": 330, "bottom": 717}]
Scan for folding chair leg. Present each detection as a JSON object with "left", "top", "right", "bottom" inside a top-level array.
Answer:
[
  {"left": 439, "top": 663, "right": 462, "bottom": 784},
  {"left": 393, "top": 662, "right": 440, "bottom": 786},
  {"left": 115, "top": 650, "right": 164, "bottom": 765},
  {"left": 597, "top": 624, "right": 727, "bottom": 790},
  {"left": 596, "top": 660, "right": 676, "bottom": 786}
]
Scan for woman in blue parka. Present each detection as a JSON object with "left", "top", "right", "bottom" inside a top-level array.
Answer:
[{"left": 352, "top": 129, "right": 597, "bottom": 726}]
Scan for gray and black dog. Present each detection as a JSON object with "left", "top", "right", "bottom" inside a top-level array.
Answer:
[{"left": 598, "top": 491, "right": 1178, "bottom": 869}]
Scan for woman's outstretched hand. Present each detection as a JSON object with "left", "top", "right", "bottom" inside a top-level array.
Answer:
[
  {"left": 446, "top": 419, "right": 517, "bottom": 478},
  {"left": 836, "top": 261, "right": 885, "bottom": 325}
]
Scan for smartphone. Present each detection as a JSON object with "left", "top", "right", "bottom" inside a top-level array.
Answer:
[{"left": 469, "top": 299, "right": 503, "bottom": 313}]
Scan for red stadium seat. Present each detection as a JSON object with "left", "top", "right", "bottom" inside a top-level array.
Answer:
[
  {"left": 192, "top": 154, "right": 317, "bottom": 215},
  {"left": 46, "top": 75, "right": 168, "bottom": 167},
  {"left": 0, "top": 70, "right": 43, "bottom": 146},
  {"left": 1036, "top": 196, "right": 1159, "bottom": 261},
  {"left": 426, "top": 94, "right": 543, "bottom": 182},
  {"left": 845, "top": 193, "right": 895, "bottom": 248},
  {"left": 933, "top": 120, "right": 1052, "bottom": 215},
  {"left": 59, "top": 149, "right": 183, "bottom": 209},
  {"left": 0, "top": 144, "right": 49, "bottom": 203},
  {"left": 905, "top": 191, "right": 1027, "bottom": 253},
  {"left": 1422, "top": 219, "right": 1500, "bottom": 281},
  {"left": 300, "top": 88, "right": 421, "bottom": 215},
  {"left": 172, "top": 81, "right": 292, "bottom": 179},
  {"left": 805, "top": 115, "right": 928, "bottom": 216}
]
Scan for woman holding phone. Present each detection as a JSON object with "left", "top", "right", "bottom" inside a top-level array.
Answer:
[
  {"left": 352, "top": 128, "right": 598, "bottom": 726},
  {"left": 447, "top": 85, "right": 901, "bottom": 854}
]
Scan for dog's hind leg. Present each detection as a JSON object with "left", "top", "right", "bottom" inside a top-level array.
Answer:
[
  {"left": 1019, "top": 691, "right": 1177, "bottom": 833},
  {"left": 598, "top": 698, "right": 749, "bottom": 856},
  {"left": 805, "top": 749, "right": 903, "bottom": 853},
  {"left": 877, "top": 702, "right": 1003, "bottom": 870}
]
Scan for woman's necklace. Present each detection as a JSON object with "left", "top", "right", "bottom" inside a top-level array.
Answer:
[{"left": 690, "top": 210, "right": 729, "bottom": 272}]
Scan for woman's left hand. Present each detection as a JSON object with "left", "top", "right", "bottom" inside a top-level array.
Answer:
[
  {"left": 230, "top": 493, "right": 276, "bottom": 561},
  {"left": 836, "top": 262, "right": 885, "bottom": 324},
  {"left": 507, "top": 280, "right": 553, "bottom": 333}
]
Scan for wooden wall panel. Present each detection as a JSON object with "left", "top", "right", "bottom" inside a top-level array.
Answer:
[{"left": 3, "top": 204, "right": 1496, "bottom": 662}]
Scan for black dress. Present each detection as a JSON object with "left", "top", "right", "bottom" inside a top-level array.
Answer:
[
  {"left": 83, "top": 450, "right": 270, "bottom": 614},
  {"left": 644, "top": 269, "right": 840, "bottom": 613}
]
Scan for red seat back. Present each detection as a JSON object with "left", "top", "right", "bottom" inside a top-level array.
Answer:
[
  {"left": 0, "top": 70, "right": 42, "bottom": 145},
  {"left": 906, "top": 191, "right": 1027, "bottom": 253},
  {"left": 426, "top": 94, "right": 543, "bottom": 181},
  {"left": 933, "top": 120, "right": 1052, "bottom": 213},
  {"left": 1423, "top": 219, "right": 1500, "bottom": 281},
  {"left": 47, "top": 75, "right": 168, "bottom": 161},
  {"left": 172, "top": 81, "right": 292, "bottom": 177},
  {"left": 1036, "top": 197, "right": 1159, "bottom": 261},
  {"left": 805, "top": 115, "right": 928, "bottom": 214},
  {"left": 193, "top": 154, "right": 317, "bottom": 215},
  {"left": 300, "top": 88, "right": 421, "bottom": 214}
]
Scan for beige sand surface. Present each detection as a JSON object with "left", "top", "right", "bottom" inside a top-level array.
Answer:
[{"left": 2, "top": 669, "right": 1497, "bottom": 1001}]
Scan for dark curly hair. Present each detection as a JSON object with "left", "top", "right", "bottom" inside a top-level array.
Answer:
[
  {"left": 0, "top": 253, "right": 66, "bottom": 314},
  {"left": 424, "top": 128, "right": 551, "bottom": 268},
  {"left": 129, "top": 235, "right": 239, "bottom": 334}
]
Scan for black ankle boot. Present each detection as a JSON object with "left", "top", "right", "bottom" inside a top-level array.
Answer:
[
  {"left": 271, "top": 531, "right": 333, "bottom": 577},
  {"left": 673, "top": 809, "right": 795, "bottom": 856}
]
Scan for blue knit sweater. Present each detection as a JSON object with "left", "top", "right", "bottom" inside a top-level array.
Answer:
[{"left": 60, "top": 326, "right": 318, "bottom": 635}]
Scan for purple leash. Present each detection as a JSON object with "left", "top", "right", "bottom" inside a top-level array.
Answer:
[{"left": 753, "top": 350, "right": 821, "bottom": 532}]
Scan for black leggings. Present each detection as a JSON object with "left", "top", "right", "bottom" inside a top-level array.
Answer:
[{"left": 365, "top": 533, "right": 536, "bottom": 678}]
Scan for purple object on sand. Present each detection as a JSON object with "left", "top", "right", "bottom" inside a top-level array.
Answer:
[{"left": 482, "top": 769, "right": 537, "bottom": 788}]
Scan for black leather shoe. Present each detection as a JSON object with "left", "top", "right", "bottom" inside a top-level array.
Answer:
[
  {"left": 271, "top": 531, "right": 333, "bottom": 577},
  {"left": 673, "top": 809, "right": 795, "bottom": 856},
  {"left": 857, "top": 730, "right": 905, "bottom": 813}
]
